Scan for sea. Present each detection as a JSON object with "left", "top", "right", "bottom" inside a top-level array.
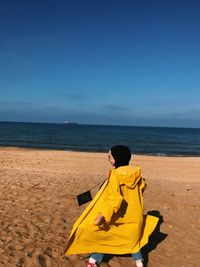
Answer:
[{"left": 0, "top": 121, "right": 200, "bottom": 156}]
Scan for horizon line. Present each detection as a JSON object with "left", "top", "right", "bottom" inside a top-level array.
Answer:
[{"left": 0, "top": 120, "right": 200, "bottom": 130}]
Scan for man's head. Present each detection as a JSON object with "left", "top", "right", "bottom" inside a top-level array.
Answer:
[{"left": 108, "top": 145, "right": 131, "bottom": 168}]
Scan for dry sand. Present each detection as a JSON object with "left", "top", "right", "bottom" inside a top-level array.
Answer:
[{"left": 0, "top": 147, "right": 200, "bottom": 267}]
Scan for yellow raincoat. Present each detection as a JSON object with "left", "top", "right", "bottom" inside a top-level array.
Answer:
[{"left": 65, "top": 166, "right": 159, "bottom": 255}]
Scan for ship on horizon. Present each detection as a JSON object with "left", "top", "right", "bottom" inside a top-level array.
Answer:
[{"left": 64, "top": 120, "right": 79, "bottom": 125}]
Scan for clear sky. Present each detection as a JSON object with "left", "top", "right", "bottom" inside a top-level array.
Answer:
[{"left": 0, "top": 0, "right": 200, "bottom": 127}]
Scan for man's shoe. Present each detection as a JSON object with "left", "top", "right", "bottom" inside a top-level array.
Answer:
[
  {"left": 135, "top": 259, "right": 144, "bottom": 267},
  {"left": 87, "top": 263, "right": 98, "bottom": 267}
]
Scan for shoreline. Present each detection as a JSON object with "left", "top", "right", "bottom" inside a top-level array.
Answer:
[
  {"left": 1, "top": 145, "right": 200, "bottom": 158},
  {"left": 1, "top": 146, "right": 200, "bottom": 182}
]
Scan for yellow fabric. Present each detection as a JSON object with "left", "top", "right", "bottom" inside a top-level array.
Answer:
[{"left": 65, "top": 166, "right": 159, "bottom": 255}]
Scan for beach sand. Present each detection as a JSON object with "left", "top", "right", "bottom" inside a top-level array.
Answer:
[{"left": 0, "top": 147, "right": 200, "bottom": 267}]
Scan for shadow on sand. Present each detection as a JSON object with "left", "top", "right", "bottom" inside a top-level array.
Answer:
[
  {"left": 141, "top": 210, "right": 168, "bottom": 267},
  {"left": 103, "top": 210, "right": 167, "bottom": 266}
]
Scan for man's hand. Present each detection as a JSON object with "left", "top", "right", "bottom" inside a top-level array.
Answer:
[{"left": 93, "top": 213, "right": 104, "bottom": 226}]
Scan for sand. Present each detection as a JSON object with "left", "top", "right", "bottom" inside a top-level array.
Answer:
[{"left": 0, "top": 147, "right": 200, "bottom": 267}]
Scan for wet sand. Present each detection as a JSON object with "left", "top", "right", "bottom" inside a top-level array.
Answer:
[{"left": 0, "top": 147, "right": 200, "bottom": 267}]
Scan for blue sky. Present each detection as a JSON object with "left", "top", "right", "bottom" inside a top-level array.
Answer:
[{"left": 0, "top": 0, "right": 200, "bottom": 127}]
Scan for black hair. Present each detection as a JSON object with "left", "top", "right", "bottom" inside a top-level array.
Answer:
[{"left": 110, "top": 145, "right": 131, "bottom": 168}]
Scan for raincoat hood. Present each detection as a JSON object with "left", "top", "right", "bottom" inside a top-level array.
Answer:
[{"left": 113, "top": 165, "right": 143, "bottom": 189}]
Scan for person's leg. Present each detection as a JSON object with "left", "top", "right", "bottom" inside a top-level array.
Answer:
[
  {"left": 132, "top": 251, "right": 144, "bottom": 267},
  {"left": 88, "top": 253, "right": 104, "bottom": 266}
]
